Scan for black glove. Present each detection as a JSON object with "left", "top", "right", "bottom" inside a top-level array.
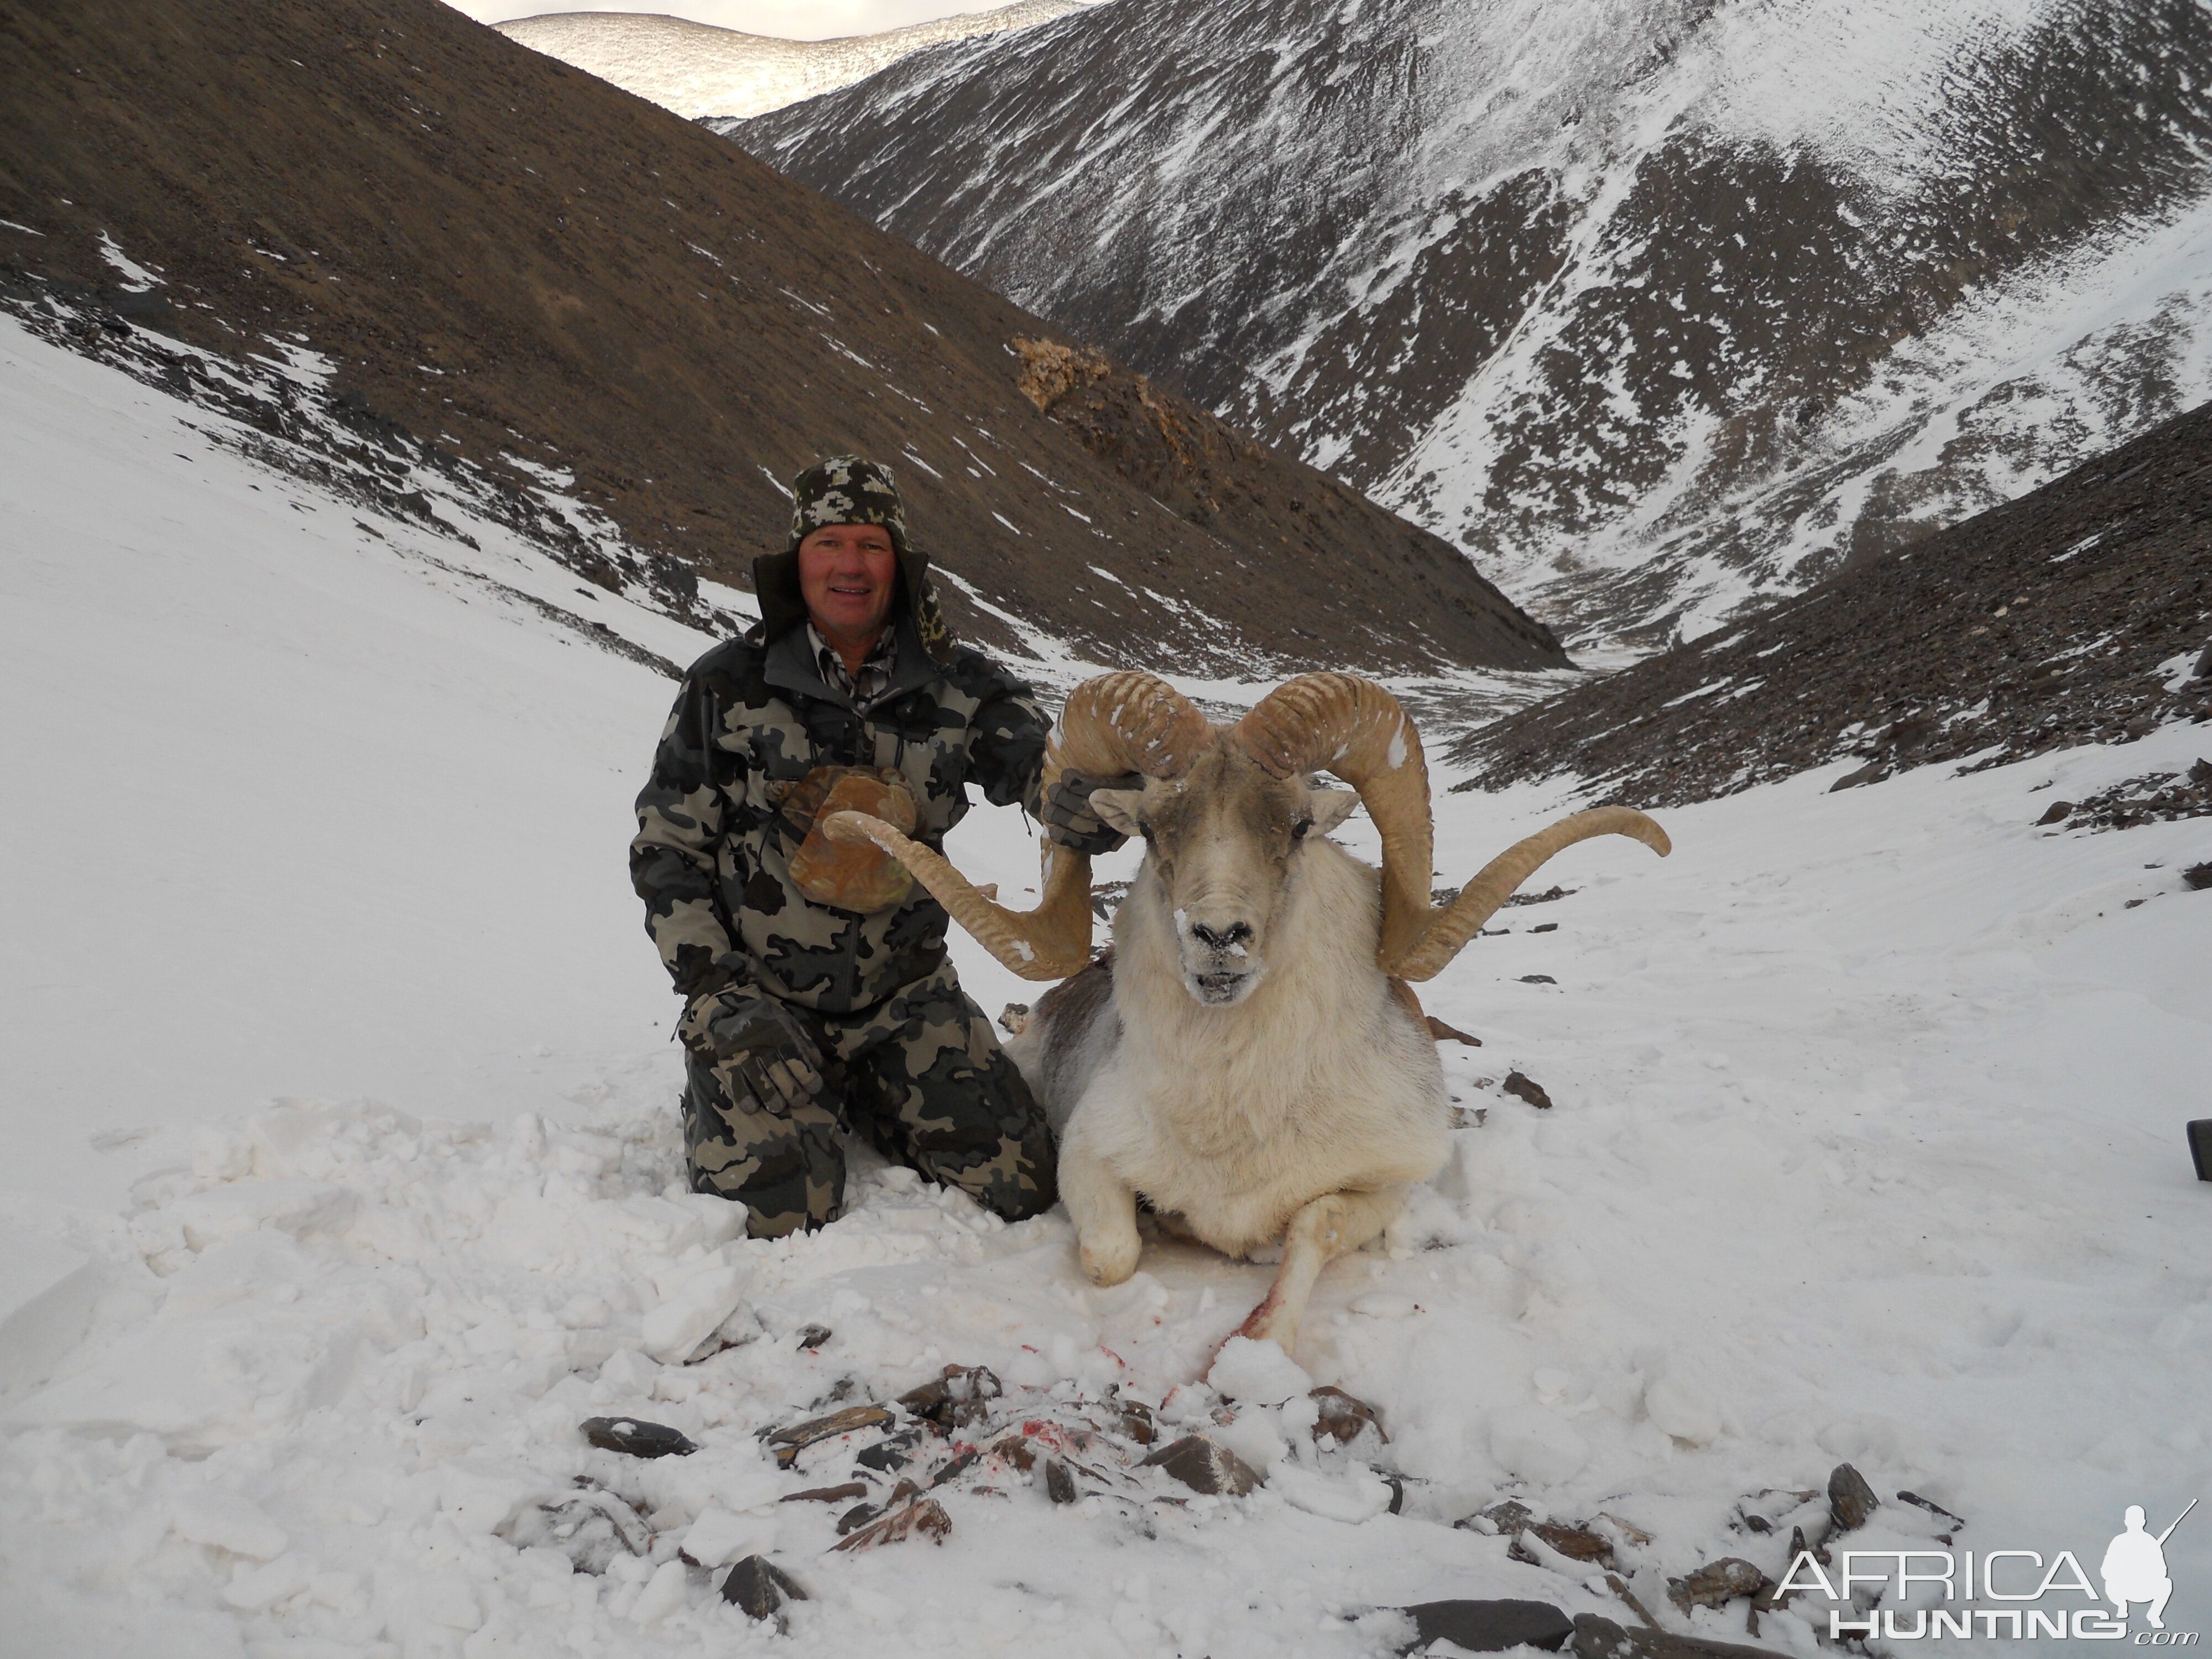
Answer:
[
  {"left": 1040, "top": 770, "right": 1141, "bottom": 855},
  {"left": 679, "top": 987, "right": 829, "bottom": 1118}
]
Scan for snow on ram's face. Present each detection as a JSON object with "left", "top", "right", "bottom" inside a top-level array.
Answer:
[{"left": 4, "top": 314, "right": 2212, "bottom": 1652}]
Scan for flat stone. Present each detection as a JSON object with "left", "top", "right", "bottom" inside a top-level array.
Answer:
[
  {"left": 1396, "top": 1598, "right": 1572, "bottom": 1653},
  {"left": 1828, "top": 1461, "right": 1879, "bottom": 1531},
  {"left": 578, "top": 1416, "right": 697, "bottom": 1459},
  {"left": 781, "top": 1481, "right": 868, "bottom": 1505},
  {"left": 1518, "top": 974, "right": 1558, "bottom": 985},
  {"left": 1045, "top": 1458, "right": 1079, "bottom": 1504},
  {"left": 1139, "top": 1434, "right": 1260, "bottom": 1496},
  {"left": 2035, "top": 799, "right": 2073, "bottom": 825},
  {"left": 720, "top": 1554, "right": 805, "bottom": 1620}
]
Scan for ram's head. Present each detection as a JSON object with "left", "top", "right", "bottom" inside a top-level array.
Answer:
[{"left": 823, "top": 672, "right": 1671, "bottom": 993}]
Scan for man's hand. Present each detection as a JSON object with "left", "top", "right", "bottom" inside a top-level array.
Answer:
[
  {"left": 1041, "top": 770, "right": 1141, "bottom": 856},
  {"left": 679, "top": 987, "right": 829, "bottom": 1118}
]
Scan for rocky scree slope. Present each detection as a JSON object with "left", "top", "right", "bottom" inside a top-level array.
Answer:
[
  {"left": 0, "top": 0, "right": 1562, "bottom": 679},
  {"left": 496, "top": 2, "right": 1088, "bottom": 122},
  {"left": 736, "top": 0, "right": 2212, "bottom": 647},
  {"left": 1451, "top": 400, "right": 2212, "bottom": 823}
]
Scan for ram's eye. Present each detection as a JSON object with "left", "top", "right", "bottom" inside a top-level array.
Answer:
[
  {"left": 1139, "top": 824, "right": 1156, "bottom": 845},
  {"left": 1291, "top": 820, "right": 1312, "bottom": 840}
]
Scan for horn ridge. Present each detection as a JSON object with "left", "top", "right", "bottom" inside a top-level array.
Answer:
[{"left": 820, "top": 672, "right": 1215, "bottom": 982}]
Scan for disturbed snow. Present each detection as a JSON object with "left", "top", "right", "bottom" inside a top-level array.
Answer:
[{"left": 4, "top": 316, "right": 2211, "bottom": 1657}]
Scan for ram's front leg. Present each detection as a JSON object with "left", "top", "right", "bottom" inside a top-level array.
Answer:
[
  {"left": 1059, "top": 1117, "right": 1142, "bottom": 1287},
  {"left": 1239, "top": 1186, "right": 1406, "bottom": 1358}
]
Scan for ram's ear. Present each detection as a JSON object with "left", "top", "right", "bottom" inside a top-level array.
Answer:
[
  {"left": 1089, "top": 789, "right": 1146, "bottom": 837},
  {"left": 1308, "top": 788, "right": 1361, "bottom": 834}
]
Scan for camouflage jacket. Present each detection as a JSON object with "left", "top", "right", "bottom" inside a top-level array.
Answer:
[{"left": 631, "top": 611, "right": 1050, "bottom": 1015}]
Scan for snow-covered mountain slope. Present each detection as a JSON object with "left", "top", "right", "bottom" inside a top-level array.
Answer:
[
  {"left": 737, "top": 0, "right": 2212, "bottom": 646},
  {"left": 495, "top": 1, "right": 1087, "bottom": 119},
  {"left": 7, "top": 311, "right": 2212, "bottom": 1656},
  {"left": 6, "top": 0, "right": 1562, "bottom": 681}
]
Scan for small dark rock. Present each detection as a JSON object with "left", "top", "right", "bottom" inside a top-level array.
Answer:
[
  {"left": 990, "top": 1432, "right": 1036, "bottom": 1471},
  {"left": 1310, "top": 1385, "right": 1387, "bottom": 1445},
  {"left": 2036, "top": 800, "right": 2073, "bottom": 826},
  {"left": 855, "top": 1427, "right": 925, "bottom": 1472},
  {"left": 1396, "top": 1598, "right": 1572, "bottom": 1653},
  {"left": 1829, "top": 1462, "right": 1880, "bottom": 1531},
  {"left": 2184, "top": 862, "right": 2212, "bottom": 890},
  {"left": 1519, "top": 974, "right": 1558, "bottom": 985},
  {"left": 720, "top": 1554, "right": 805, "bottom": 1620},
  {"left": 1503, "top": 1071, "right": 1554, "bottom": 1110},
  {"left": 2189, "top": 758, "right": 2211, "bottom": 786},
  {"left": 831, "top": 1494, "right": 952, "bottom": 1552},
  {"left": 1426, "top": 1014, "right": 1483, "bottom": 1046},
  {"left": 1139, "top": 1434, "right": 1259, "bottom": 1496},
  {"left": 1830, "top": 760, "right": 1889, "bottom": 791},
  {"left": 1530, "top": 922, "right": 1559, "bottom": 933},
  {"left": 928, "top": 1448, "right": 980, "bottom": 1489},
  {"left": 835, "top": 1502, "right": 880, "bottom": 1536},
  {"left": 1110, "top": 1397, "right": 1157, "bottom": 1444},
  {"left": 578, "top": 1416, "right": 697, "bottom": 1459},
  {"left": 794, "top": 1323, "right": 832, "bottom": 1350},
  {"left": 1045, "top": 1458, "right": 1079, "bottom": 1504},
  {"left": 1668, "top": 1557, "right": 1772, "bottom": 1611},
  {"left": 898, "top": 1364, "right": 1001, "bottom": 1430},
  {"left": 2194, "top": 644, "right": 2212, "bottom": 681}
]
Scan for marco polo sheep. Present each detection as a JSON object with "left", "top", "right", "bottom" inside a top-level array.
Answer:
[{"left": 823, "top": 672, "right": 1669, "bottom": 1357}]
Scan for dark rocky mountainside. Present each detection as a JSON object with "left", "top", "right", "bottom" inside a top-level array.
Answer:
[
  {"left": 735, "top": 0, "right": 2212, "bottom": 648},
  {"left": 1452, "top": 401, "right": 2212, "bottom": 816},
  {"left": 0, "top": 0, "right": 1562, "bottom": 677}
]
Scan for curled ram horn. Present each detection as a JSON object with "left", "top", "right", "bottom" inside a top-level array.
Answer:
[
  {"left": 822, "top": 671, "right": 1214, "bottom": 980},
  {"left": 1229, "top": 672, "right": 1671, "bottom": 982}
]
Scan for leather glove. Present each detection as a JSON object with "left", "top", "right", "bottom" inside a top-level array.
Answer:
[
  {"left": 678, "top": 987, "right": 828, "bottom": 1118},
  {"left": 1040, "top": 770, "right": 1141, "bottom": 855}
]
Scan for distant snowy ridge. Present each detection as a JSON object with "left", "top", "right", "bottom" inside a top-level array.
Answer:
[
  {"left": 494, "top": 2, "right": 1089, "bottom": 120},
  {"left": 737, "top": 0, "right": 2212, "bottom": 646}
]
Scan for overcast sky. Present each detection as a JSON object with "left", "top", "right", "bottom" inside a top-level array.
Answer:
[{"left": 445, "top": 0, "right": 1000, "bottom": 40}]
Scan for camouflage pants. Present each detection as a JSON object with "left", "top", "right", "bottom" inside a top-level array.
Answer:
[{"left": 681, "top": 968, "right": 1056, "bottom": 1238}]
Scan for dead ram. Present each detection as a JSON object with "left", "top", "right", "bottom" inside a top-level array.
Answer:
[{"left": 824, "top": 672, "right": 1669, "bottom": 1357}]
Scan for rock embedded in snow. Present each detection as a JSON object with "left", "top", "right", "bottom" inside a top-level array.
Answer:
[
  {"left": 580, "top": 1415, "right": 698, "bottom": 1459},
  {"left": 1395, "top": 1598, "right": 1573, "bottom": 1655},
  {"left": 1666, "top": 1556, "right": 1772, "bottom": 1612},
  {"left": 721, "top": 1554, "right": 806, "bottom": 1621},
  {"left": 1827, "top": 1462, "right": 1880, "bottom": 1531},
  {"left": 1206, "top": 1335, "right": 1313, "bottom": 1405},
  {"left": 1310, "top": 1385, "right": 1387, "bottom": 1445},
  {"left": 1139, "top": 1434, "right": 1260, "bottom": 1497}
]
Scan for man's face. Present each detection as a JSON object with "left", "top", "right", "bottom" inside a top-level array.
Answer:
[{"left": 796, "top": 523, "right": 898, "bottom": 644}]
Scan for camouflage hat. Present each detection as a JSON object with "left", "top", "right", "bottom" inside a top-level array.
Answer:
[{"left": 786, "top": 455, "right": 910, "bottom": 555}]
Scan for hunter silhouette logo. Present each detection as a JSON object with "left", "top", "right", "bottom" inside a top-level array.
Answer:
[
  {"left": 2105, "top": 1501, "right": 2194, "bottom": 1631},
  {"left": 1773, "top": 1497, "right": 2201, "bottom": 1643}
]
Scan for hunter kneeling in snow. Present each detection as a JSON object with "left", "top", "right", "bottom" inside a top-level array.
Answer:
[{"left": 629, "top": 455, "right": 1128, "bottom": 1236}]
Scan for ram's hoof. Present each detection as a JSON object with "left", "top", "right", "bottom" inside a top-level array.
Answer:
[{"left": 1079, "top": 1237, "right": 1140, "bottom": 1287}]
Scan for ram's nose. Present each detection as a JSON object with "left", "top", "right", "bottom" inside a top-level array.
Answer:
[{"left": 1187, "top": 919, "right": 1253, "bottom": 953}]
